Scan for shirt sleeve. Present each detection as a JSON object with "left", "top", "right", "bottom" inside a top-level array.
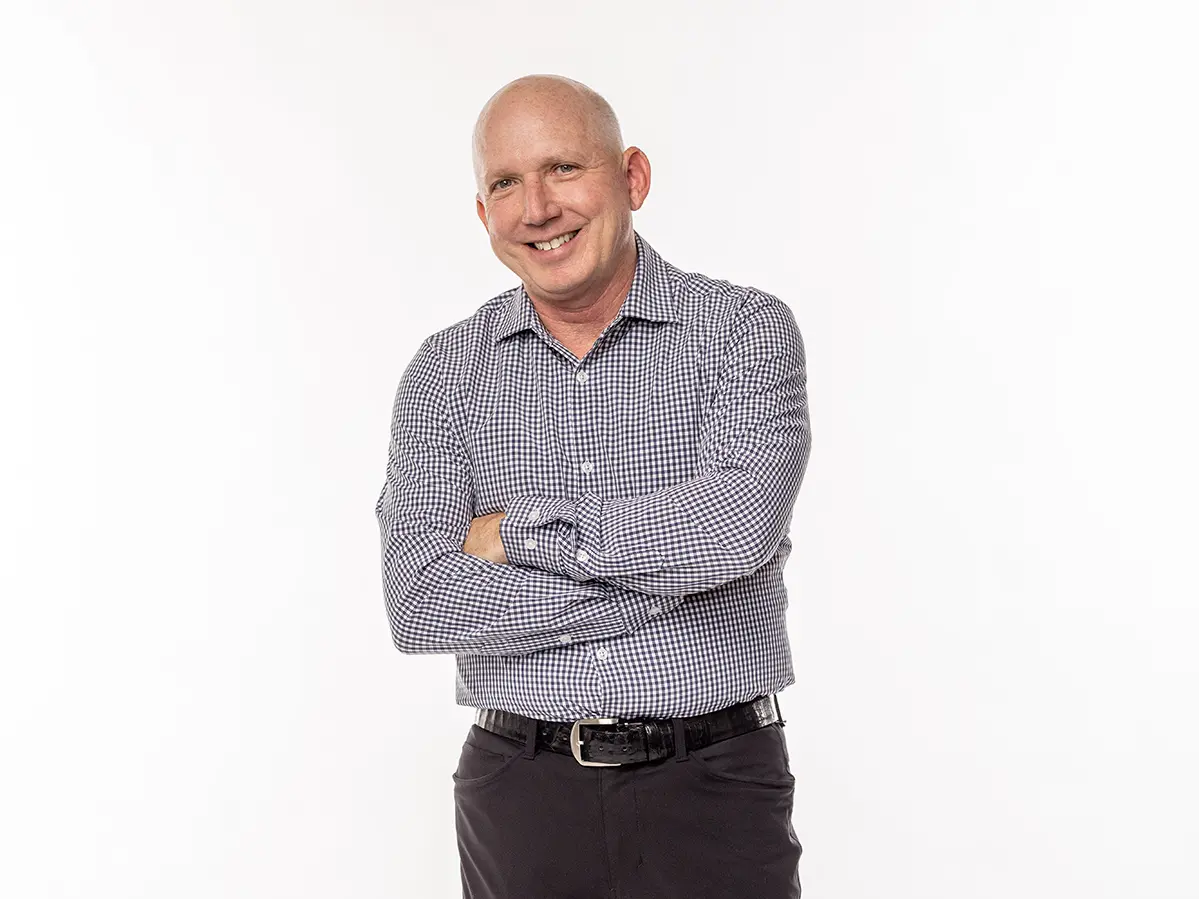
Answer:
[
  {"left": 500, "top": 291, "right": 812, "bottom": 596},
  {"left": 374, "top": 338, "right": 674, "bottom": 657}
]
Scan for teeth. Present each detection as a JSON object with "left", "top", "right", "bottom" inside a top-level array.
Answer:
[{"left": 532, "top": 230, "right": 579, "bottom": 251}]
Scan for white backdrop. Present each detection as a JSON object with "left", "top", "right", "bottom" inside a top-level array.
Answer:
[{"left": 3, "top": 2, "right": 1196, "bottom": 897}]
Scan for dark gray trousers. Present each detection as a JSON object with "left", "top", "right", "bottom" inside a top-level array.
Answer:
[{"left": 453, "top": 718, "right": 802, "bottom": 898}]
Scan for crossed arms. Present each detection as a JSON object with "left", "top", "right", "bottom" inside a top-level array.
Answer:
[{"left": 374, "top": 290, "right": 811, "bottom": 657}]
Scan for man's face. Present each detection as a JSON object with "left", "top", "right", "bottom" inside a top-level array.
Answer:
[{"left": 475, "top": 98, "right": 638, "bottom": 306}]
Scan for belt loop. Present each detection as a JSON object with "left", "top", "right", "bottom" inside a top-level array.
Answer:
[
  {"left": 523, "top": 716, "right": 538, "bottom": 760},
  {"left": 773, "top": 694, "right": 786, "bottom": 727},
  {"left": 672, "top": 716, "right": 688, "bottom": 762}
]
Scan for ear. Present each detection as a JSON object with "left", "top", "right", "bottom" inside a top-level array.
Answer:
[
  {"left": 622, "top": 147, "right": 651, "bottom": 211},
  {"left": 476, "top": 195, "right": 488, "bottom": 228}
]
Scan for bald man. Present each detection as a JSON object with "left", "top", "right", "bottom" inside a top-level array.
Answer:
[{"left": 375, "top": 74, "right": 812, "bottom": 898}]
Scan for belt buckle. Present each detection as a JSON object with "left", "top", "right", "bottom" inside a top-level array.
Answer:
[{"left": 570, "top": 717, "right": 621, "bottom": 767}]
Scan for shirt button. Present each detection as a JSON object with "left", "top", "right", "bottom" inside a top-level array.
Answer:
[
  {"left": 527, "top": 509, "right": 540, "bottom": 521},
  {"left": 649, "top": 605, "right": 662, "bottom": 616},
  {"left": 558, "top": 634, "right": 572, "bottom": 644},
  {"left": 576, "top": 549, "right": 590, "bottom": 563},
  {"left": 595, "top": 648, "right": 609, "bottom": 661},
  {"left": 581, "top": 461, "right": 594, "bottom": 474},
  {"left": 524, "top": 538, "right": 537, "bottom": 550},
  {"left": 576, "top": 370, "right": 589, "bottom": 384}
]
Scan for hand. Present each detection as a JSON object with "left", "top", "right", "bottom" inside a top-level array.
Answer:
[{"left": 463, "top": 511, "right": 508, "bottom": 564}]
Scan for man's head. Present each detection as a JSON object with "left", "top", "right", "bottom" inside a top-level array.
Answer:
[{"left": 473, "top": 75, "right": 651, "bottom": 308}]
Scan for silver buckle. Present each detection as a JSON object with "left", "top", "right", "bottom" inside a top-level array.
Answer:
[{"left": 570, "top": 717, "right": 621, "bottom": 767}]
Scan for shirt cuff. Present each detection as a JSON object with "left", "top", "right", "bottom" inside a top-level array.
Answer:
[{"left": 500, "top": 496, "right": 577, "bottom": 574}]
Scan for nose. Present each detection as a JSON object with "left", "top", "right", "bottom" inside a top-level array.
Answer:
[{"left": 521, "top": 175, "right": 561, "bottom": 227}]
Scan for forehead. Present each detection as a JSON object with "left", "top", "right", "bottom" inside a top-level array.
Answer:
[{"left": 478, "top": 97, "right": 602, "bottom": 178}]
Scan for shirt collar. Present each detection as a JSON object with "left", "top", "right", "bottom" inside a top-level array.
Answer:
[{"left": 494, "top": 230, "right": 678, "bottom": 343}]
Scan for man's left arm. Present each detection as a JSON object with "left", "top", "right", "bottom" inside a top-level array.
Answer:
[{"left": 499, "top": 291, "right": 812, "bottom": 596}]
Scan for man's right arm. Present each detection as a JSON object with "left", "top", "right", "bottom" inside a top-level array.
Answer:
[{"left": 374, "top": 338, "right": 678, "bottom": 657}]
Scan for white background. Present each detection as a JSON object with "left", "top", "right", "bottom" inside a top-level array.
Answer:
[{"left": 3, "top": 1, "right": 1196, "bottom": 897}]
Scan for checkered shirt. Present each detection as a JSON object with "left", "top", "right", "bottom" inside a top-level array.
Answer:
[{"left": 374, "top": 231, "right": 812, "bottom": 720}]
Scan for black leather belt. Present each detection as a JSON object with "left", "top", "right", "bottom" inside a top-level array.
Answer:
[{"left": 474, "top": 695, "right": 784, "bottom": 767}]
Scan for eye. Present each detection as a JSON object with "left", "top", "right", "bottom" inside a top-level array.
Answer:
[
  {"left": 554, "top": 164, "right": 577, "bottom": 174},
  {"left": 491, "top": 178, "right": 514, "bottom": 192}
]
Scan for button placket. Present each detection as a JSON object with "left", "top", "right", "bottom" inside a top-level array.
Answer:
[
  {"left": 573, "top": 362, "right": 600, "bottom": 480},
  {"left": 569, "top": 357, "right": 604, "bottom": 568},
  {"left": 575, "top": 366, "right": 594, "bottom": 479},
  {"left": 566, "top": 362, "right": 585, "bottom": 495}
]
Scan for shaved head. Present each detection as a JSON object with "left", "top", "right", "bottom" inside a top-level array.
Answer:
[
  {"left": 471, "top": 73, "right": 650, "bottom": 316},
  {"left": 472, "top": 74, "right": 624, "bottom": 194}
]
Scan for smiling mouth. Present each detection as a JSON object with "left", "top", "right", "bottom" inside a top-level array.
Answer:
[{"left": 526, "top": 229, "right": 581, "bottom": 252}]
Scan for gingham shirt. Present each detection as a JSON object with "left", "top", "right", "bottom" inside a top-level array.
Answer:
[{"left": 375, "top": 231, "right": 812, "bottom": 720}]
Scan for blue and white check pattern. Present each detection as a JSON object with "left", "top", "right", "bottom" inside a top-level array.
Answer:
[{"left": 375, "top": 231, "right": 812, "bottom": 720}]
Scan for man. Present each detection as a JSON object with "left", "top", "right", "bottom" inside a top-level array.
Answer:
[{"left": 375, "top": 74, "right": 812, "bottom": 898}]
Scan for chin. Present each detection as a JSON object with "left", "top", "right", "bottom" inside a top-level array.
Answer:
[{"left": 529, "top": 276, "right": 582, "bottom": 299}]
